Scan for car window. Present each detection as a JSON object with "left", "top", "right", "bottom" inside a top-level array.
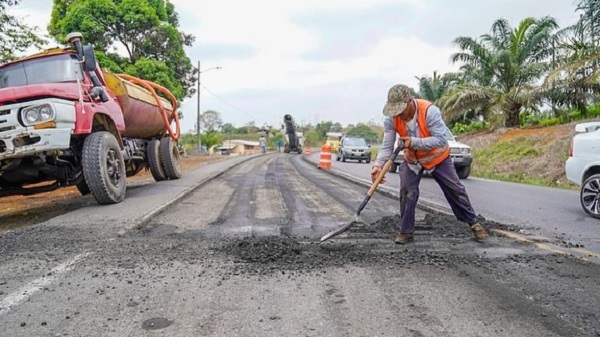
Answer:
[{"left": 344, "top": 138, "right": 367, "bottom": 146}]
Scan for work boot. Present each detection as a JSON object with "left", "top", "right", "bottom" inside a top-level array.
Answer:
[
  {"left": 394, "top": 233, "right": 414, "bottom": 244},
  {"left": 470, "top": 223, "right": 489, "bottom": 241}
]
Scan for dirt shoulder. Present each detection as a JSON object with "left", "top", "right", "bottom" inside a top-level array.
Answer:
[{"left": 0, "top": 155, "right": 227, "bottom": 233}]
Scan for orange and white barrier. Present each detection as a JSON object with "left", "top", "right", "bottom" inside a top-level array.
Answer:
[
  {"left": 318, "top": 145, "right": 332, "bottom": 169},
  {"left": 305, "top": 146, "right": 311, "bottom": 155}
]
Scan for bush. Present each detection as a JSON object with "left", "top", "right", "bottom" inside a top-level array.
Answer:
[
  {"left": 539, "top": 117, "right": 562, "bottom": 127},
  {"left": 451, "top": 121, "right": 489, "bottom": 134}
]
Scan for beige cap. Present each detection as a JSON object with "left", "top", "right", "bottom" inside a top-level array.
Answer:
[{"left": 383, "top": 84, "right": 412, "bottom": 117}]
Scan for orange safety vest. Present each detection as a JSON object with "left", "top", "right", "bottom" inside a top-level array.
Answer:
[{"left": 393, "top": 99, "right": 450, "bottom": 170}]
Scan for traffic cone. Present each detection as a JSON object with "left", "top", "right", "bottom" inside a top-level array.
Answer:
[
  {"left": 318, "top": 145, "right": 332, "bottom": 170},
  {"left": 305, "top": 146, "right": 311, "bottom": 155}
]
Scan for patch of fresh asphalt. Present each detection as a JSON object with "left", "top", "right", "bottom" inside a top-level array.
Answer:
[{"left": 302, "top": 153, "right": 600, "bottom": 264}]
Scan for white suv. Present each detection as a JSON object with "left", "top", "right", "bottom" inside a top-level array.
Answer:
[
  {"left": 565, "top": 121, "right": 600, "bottom": 218},
  {"left": 389, "top": 127, "right": 473, "bottom": 179}
]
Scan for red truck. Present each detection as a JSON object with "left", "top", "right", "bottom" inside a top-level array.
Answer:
[{"left": 0, "top": 33, "right": 182, "bottom": 204}]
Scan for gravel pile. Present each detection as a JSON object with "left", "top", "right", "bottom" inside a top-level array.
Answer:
[{"left": 212, "top": 212, "right": 526, "bottom": 276}]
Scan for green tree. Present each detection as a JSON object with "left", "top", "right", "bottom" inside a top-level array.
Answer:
[
  {"left": 544, "top": 1, "right": 600, "bottom": 118},
  {"left": 314, "top": 121, "right": 333, "bottom": 139},
  {"left": 416, "top": 71, "right": 458, "bottom": 104},
  {"left": 48, "top": 0, "right": 195, "bottom": 100},
  {"left": 0, "top": 0, "right": 47, "bottom": 63},
  {"left": 303, "top": 129, "right": 322, "bottom": 147},
  {"left": 444, "top": 17, "right": 559, "bottom": 127},
  {"left": 220, "top": 123, "right": 236, "bottom": 134},
  {"left": 346, "top": 123, "right": 379, "bottom": 144},
  {"left": 200, "top": 131, "right": 222, "bottom": 150}
]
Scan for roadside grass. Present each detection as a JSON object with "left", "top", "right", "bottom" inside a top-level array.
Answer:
[{"left": 471, "top": 135, "right": 577, "bottom": 189}]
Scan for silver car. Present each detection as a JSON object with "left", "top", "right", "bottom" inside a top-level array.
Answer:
[{"left": 336, "top": 137, "right": 372, "bottom": 163}]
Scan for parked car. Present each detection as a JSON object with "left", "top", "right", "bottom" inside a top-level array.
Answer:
[
  {"left": 336, "top": 136, "right": 371, "bottom": 163},
  {"left": 389, "top": 127, "right": 473, "bottom": 179},
  {"left": 565, "top": 121, "right": 600, "bottom": 219}
]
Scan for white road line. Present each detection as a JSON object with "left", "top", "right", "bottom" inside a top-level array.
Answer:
[{"left": 0, "top": 252, "right": 90, "bottom": 316}]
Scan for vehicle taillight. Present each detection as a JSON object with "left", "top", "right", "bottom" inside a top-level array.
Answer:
[{"left": 569, "top": 138, "right": 574, "bottom": 157}]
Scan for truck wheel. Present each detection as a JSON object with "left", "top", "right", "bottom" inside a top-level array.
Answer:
[
  {"left": 580, "top": 173, "right": 600, "bottom": 219},
  {"left": 159, "top": 137, "right": 182, "bottom": 180},
  {"left": 147, "top": 139, "right": 167, "bottom": 181},
  {"left": 456, "top": 165, "right": 471, "bottom": 179},
  {"left": 82, "top": 131, "right": 126, "bottom": 204}
]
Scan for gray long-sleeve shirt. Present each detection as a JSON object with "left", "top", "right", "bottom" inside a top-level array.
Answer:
[{"left": 374, "top": 100, "right": 448, "bottom": 168}]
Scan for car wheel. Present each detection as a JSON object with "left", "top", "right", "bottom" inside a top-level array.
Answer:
[
  {"left": 366, "top": 158, "right": 371, "bottom": 164},
  {"left": 336, "top": 152, "right": 341, "bottom": 161},
  {"left": 341, "top": 154, "right": 346, "bottom": 162},
  {"left": 389, "top": 162, "right": 397, "bottom": 173},
  {"left": 456, "top": 165, "right": 471, "bottom": 179},
  {"left": 580, "top": 173, "right": 600, "bottom": 219}
]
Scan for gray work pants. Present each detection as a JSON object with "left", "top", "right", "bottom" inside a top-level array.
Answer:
[{"left": 398, "top": 156, "right": 477, "bottom": 234}]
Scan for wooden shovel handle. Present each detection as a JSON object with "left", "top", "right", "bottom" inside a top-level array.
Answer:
[{"left": 367, "top": 145, "right": 403, "bottom": 197}]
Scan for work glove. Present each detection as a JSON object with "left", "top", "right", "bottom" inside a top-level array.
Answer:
[{"left": 371, "top": 166, "right": 386, "bottom": 184}]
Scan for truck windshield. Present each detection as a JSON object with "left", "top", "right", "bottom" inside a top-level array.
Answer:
[
  {"left": 444, "top": 128, "right": 456, "bottom": 141},
  {"left": 0, "top": 54, "right": 82, "bottom": 89}
]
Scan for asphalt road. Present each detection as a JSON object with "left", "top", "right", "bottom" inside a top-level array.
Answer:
[
  {"left": 306, "top": 151, "right": 600, "bottom": 261},
  {"left": 0, "top": 153, "right": 599, "bottom": 336}
]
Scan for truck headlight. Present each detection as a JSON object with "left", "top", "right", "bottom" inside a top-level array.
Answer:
[
  {"left": 460, "top": 148, "right": 470, "bottom": 154},
  {"left": 21, "top": 104, "right": 55, "bottom": 126}
]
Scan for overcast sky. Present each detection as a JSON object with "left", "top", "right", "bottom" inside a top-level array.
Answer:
[{"left": 10, "top": 0, "right": 580, "bottom": 132}]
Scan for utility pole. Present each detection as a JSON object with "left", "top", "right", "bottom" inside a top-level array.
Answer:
[
  {"left": 197, "top": 60, "right": 202, "bottom": 153},
  {"left": 196, "top": 61, "right": 222, "bottom": 154}
]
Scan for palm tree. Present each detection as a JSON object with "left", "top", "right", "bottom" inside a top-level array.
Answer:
[
  {"left": 544, "top": 1, "right": 600, "bottom": 117},
  {"left": 443, "top": 17, "right": 559, "bottom": 127},
  {"left": 415, "top": 71, "right": 459, "bottom": 104}
]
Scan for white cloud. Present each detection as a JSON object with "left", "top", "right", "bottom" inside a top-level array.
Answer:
[{"left": 6, "top": 0, "right": 580, "bottom": 131}]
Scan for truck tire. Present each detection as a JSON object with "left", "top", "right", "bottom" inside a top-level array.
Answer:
[
  {"left": 147, "top": 139, "right": 167, "bottom": 182},
  {"left": 159, "top": 137, "right": 182, "bottom": 180},
  {"left": 456, "top": 165, "right": 471, "bottom": 179},
  {"left": 82, "top": 131, "right": 126, "bottom": 204}
]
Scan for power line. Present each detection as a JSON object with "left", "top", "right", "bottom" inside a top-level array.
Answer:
[{"left": 200, "top": 85, "right": 256, "bottom": 120}]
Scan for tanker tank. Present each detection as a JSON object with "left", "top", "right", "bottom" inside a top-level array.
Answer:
[{"left": 103, "top": 71, "right": 175, "bottom": 139}]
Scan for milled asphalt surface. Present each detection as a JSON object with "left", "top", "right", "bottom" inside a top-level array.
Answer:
[{"left": 0, "top": 153, "right": 599, "bottom": 336}]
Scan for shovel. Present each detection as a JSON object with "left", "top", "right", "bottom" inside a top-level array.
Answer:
[{"left": 320, "top": 145, "right": 403, "bottom": 242}]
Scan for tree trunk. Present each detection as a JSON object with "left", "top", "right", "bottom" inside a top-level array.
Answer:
[{"left": 505, "top": 103, "right": 523, "bottom": 128}]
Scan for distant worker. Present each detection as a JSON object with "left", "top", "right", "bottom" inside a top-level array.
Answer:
[
  {"left": 276, "top": 139, "right": 282, "bottom": 152},
  {"left": 259, "top": 135, "right": 267, "bottom": 154},
  {"left": 371, "top": 84, "right": 489, "bottom": 244}
]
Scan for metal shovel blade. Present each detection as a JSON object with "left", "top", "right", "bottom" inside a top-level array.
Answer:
[
  {"left": 320, "top": 146, "right": 401, "bottom": 243},
  {"left": 320, "top": 214, "right": 361, "bottom": 242}
]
